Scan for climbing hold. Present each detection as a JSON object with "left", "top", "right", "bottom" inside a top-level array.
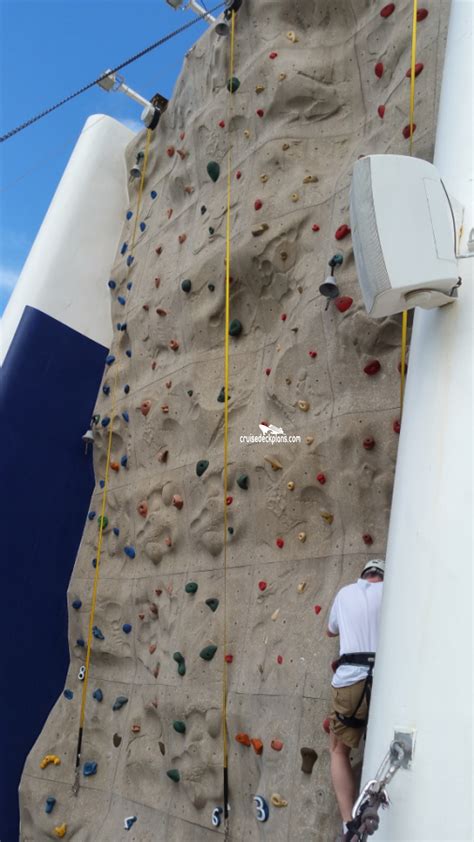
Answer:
[
  {"left": 380, "top": 2, "right": 395, "bottom": 17},
  {"left": 406, "top": 62, "right": 424, "bottom": 78},
  {"left": 40, "top": 755, "right": 61, "bottom": 769},
  {"left": 167, "top": 146, "right": 175, "bottom": 157},
  {"left": 265, "top": 368, "right": 271, "bottom": 376},
  {"left": 252, "top": 223, "right": 269, "bottom": 236},
  {"left": 173, "top": 652, "right": 186, "bottom": 676},
  {"left": 158, "top": 449, "right": 168, "bottom": 462},
  {"left": 297, "top": 582, "right": 307, "bottom": 593},
  {"left": 206, "top": 598, "right": 219, "bottom": 612},
  {"left": 141, "top": 400, "right": 151, "bottom": 416},
  {"left": 110, "top": 461, "right": 120, "bottom": 472},
  {"left": 276, "top": 537, "right": 285, "bottom": 548},
  {"left": 393, "top": 419, "right": 401, "bottom": 434},
  {"left": 207, "top": 161, "right": 220, "bottom": 182},
  {"left": 138, "top": 501, "right": 148, "bottom": 518},
  {"left": 167, "top": 769, "right": 180, "bottom": 783},
  {"left": 225, "top": 654, "right": 233, "bottom": 663},
  {"left": 120, "top": 243, "right": 128, "bottom": 255},
  {"left": 93, "top": 689, "right": 103, "bottom": 702},
  {"left": 277, "top": 655, "right": 283, "bottom": 665},
  {"left": 227, "top": 76, "right": 240, "bottom": 93},
  {"left": 200, "top": 644, "right": 218, "bottom": 661},
  {"left": 287, "top": 30, "right": 298, "bottom": 42},
  {"left": 300, "top": 747, "right": 318, "bottom": 774},
  {"left": 363, "top": 534, "right": 373, "bottom": 545},
  {"left": 377, "top": 104, "right": 386, "bottom": 119},
  {"left": 172, "top": 494, "right": 184, "bottom": 510},
  {"left": 173, "top": 721, "right": 186, "bottom": 734},
  {"left": 258, "top": 581, "right": 267, "bottom": 592},
  {"left": 229, "top": 319, "right": 242, "bottom": 337},
  {"left": 63, "top": 689, "right": 73, "bottom": 700},
  {"left": 291, "top": 193, "right": 299, "bottom": 203},
  {"left": 237, "top": 474, "right": 249, "bottom": 490},
  {"left": 178, "top": 233, "right": 187, "bottom": 245},
  {"left": 363, "top": 360, "right": 381, "bottom": 375},
  {"left": 196, "top": 460, "right": 209, "bottom": 477},
  {"left": 417, "top": 7, "right": 428, "bottom": 20},
  {"left": 329, "top": 254, "right": 344, "bottom": 268},
  {"left": 156, "top": 308, "right": 167, "bottom": 317},
  {"left": 124, "top": 816, "right": 137, "bottom": 831},
  {"left": 108, "top": 280, "right": 116, "bottom": 289},
  {"left": 303, "top": 174, "right": 318, "bottom": 184},
  {"left": 83, "top": 761, "right": 97, "bottom": 777},
  {"left": 235, "top": 170, "right": 242, "bottom": 180},
  {"left": 118, "top": 295, "right": 127, "bottom": 304},
  {"left": 269, "top": 51, "right": 278, "bottom": 59},
  {"left": 185, "top": 582, "right": 198, "bottom": 594},
  {"left": 92, "top": 626, "right": 104, "bottom": 640},
  {"left": 256, "top": 109, "right": 264, "bottom": 117},
  {"left": 113, "top": 696, "right": 129, "bottom": 711},
  {"left": 155, "top": 246, "right": 163, "bottom": 256},
  {"left": 226, "top": 495, "right": 233, "bottom": 505},
  {"left": 317, "top": 473, "right": 326, "bottom": 484},
  {"left": 298, "top": 532, "right": 307, "bottom": 542},
  {"left": 131, "top": 724, "right": 141, "bottom": 735},
  {"left": 102, "top": 384, "right": 110, "bottom": 396},
  {"left": 54, "top": 823, "right": 67, "bottom": 838},
  {"left": 105, "top": 354, "right": 115, "bottom": 366},
  {"left": 287, "top": 481, "right": 295, "bottom": 490},
  {"left": 72, "top": 599, "right": 82, "bottom": 610},
  {"left": 251, "top": 738, "right": 263, "bottom": 755},
  {"left": 321, "top": 512, "right": 334, "bottom": 525},
  {"left": 218, "top": 120, "right": 225, "bottom": 128},
  {"left": 126, "top": 255, "right": 134, "bottom": 267},
  {"left": 375, "top": 62, "right": 384, "bottom": 78},
  {"left": 124, "top": 546, "right": 136, "bottom": 559},
  {"left": 151, "top": 190, "right": 157, "bottom": 199},
  {"left": 101, "top": 416, "right": 110, "bottom": 428},
  {"left": 169, "top": 339, "right": 180, "bottom": 351},
  {"left": 298, "top": 400, "right": 310, "bottom": 412},
  {"left": 314, "top": 605, "right": 322, "bottom": 615},
  {"left": 264, "top": 456, "right": 283, "bottom": 471},
  {"left": 271, "top": 794, "right": 288, "bottom": 808},
  {"left": 228, "top": 527, "right": 234, "bottom": 536},
  {"left": 124, "top": 384, "right": 130, "bottom": 394},
  {"left": 309, "top": 350, "right": 317, "bottom": 358},
  {"left": 334, "top": 296, "right": 353, "bottom": 313},
  {"left": 403, "top": 123, "right": 416, "bottom": 139},
  {"left": 208, "top": 283, "right": 216, "bottom": 292},
  {"left": 181, "top": 278, "right": 192, "bottom": 294},
  {"left": 77, "top": 639, "right": 85, "bottom": 647},
  {"left": 120, "top": 455, "right": 128, "bottom": 468},
  {"left": 363, "top": 437, "right": 375, "bottom": 450},
  {"left": 335, "top": 224, "right": 351, "bottom": 240},
  {"left": 235, "top": 732, "right": 251, "bottom": 747},
  {"left": 122, "top": 623, "right": 132, "bottom": 634},
  {"left": 113, "top": 733, "right": 122, "bottom": 747},
  {"left": 280, "top": 313, "right": 287, "bottom": 321},
  {"left": 271, "top": 740, "right": 284, "bottom": 751},
  {"left": 254, "top": 199, "right": 263, "bottom": 210},
  {"left": 45, "top": 797, "right": 56, "bottom": 814}
]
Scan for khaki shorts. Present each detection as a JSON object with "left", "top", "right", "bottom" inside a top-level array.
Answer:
[{"left": 329, "top": 679, "right": 369, "bottom": 749}]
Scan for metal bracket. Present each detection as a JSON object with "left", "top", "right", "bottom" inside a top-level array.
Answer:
[{"left": 393, "top": 730, "right": 415, "bottom": 768}]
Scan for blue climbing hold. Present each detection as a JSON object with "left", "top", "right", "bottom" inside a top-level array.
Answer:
[
  {"left": 228, "top": 527, "right": 234, "bottom": 535},
  {"left": 127, "top": 281, "right": 133, "bottom": 290},
  {"left": 140, "top": 222, "right": 146, "bottom": 232},
  {"left": 83, "top": 761, "right": 98, "bottom": 777},
  {"left": 77, "top": 639, "right": 85, "bottom": 647},
  {"left": 88, "top": 511, "right": 96, "bottom": 521},
  {"left": 116, "top": 323, "right": 122, "bottom": 331},
  {"left": 72, "top": 599, "right": 82, "bottom": 610},
  {"left": 122, "top": 411, "right": 129, "bottom": 423},
  {"left": 113, "top": 527, "right": 120, "bottom": 536},
  {"left": 108, "top": 280, "right": 116, "bottom": 289},
  {"left": 64, "top": 689, "right": 73, "bottom": 700},
  {"left": 101, "top": 417, "right": 110, "bottom": 427},
  {"left": 118, "top": 296, "right": 126, "bottom": 305},
  {"left": 181, "top": 279, "right": 192, "bottom": 293},
  {"left": 45, "top": 797, "right": 56, "bottom": 814},
  {"left": 93, "top": 688, "right": 103, "bottom": 702},
  {"left": 151, "top": 190, "right": 157, "bottom": 199},
  {"left": 121, "top": 242, "right": 128, "bottom": 255},
  {"left": 92, "top": 626, "right": 104, "bottom": 640},
  {"left": 126, "top": 350, "right": 132, "bottom": 358},
  {"left": 99, "top": 480, "right": 105, "bottom": 489},
  {"left": 120, "top": 455, "right": 128, "bottom": 467},
  {"left": 122, "top": 623, "right": 132, "bottom": 634},
  {"left": 102, "top": 384, "right": 110, "bottom": 395},
  {"left": 126, "top": 210, "right": 133, "bottom": 220},
  {"left": 124, "top": 816, "right": 137, "bottom": 831},
  {"left": 124, "top": 385, "right": 130, "bottom": 394},
  {"left": 92, "top": 558, "right": 97, "bottom": 569},
  {"left": 113, "top": 695, "right": 128, "bottom": 711},
  {"left": 126, "top": 255, "right": 134, "bottom": 267},
  {"left": 124, "top": 546, "right": 136, "bottom": 559},
  {"left": 106, "top": 354, "right": 115, "bottom": 366}
]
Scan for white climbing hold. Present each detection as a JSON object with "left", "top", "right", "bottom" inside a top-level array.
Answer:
[{"left": 271, "top": 608, "right": 280, "bottom": 621}]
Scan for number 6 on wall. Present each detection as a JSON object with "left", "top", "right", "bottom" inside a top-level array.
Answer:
[{"left": 254, "top": 795, "right": 269, "bottom": 822}]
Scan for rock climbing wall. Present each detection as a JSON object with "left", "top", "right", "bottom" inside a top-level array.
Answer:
[{"left": 19, "top": 1, "right": 450, "bottom": 840}]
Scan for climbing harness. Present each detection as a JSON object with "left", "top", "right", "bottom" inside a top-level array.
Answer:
[
  {"left": 333, "top": 653, "right": 375, "bottom": 729},
  {"left": 72, "top": 129, "right": 152, "bottom": 795}
]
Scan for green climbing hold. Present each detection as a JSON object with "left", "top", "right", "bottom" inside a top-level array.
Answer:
[
  {"left": 217, "top": 387, "right": 226, "bottom": 403},
  {"left": 185, "top": 582, "right": 198, "bottom": 594},
  {"left": 181, "top": 279, "right": 192, "bottom": 293},
  {"left": 97, "top": 515, "right": 108, "bottom": 529},
  {"left": 187, "top": 389, "right": 193, "bottom": 396},
  {"left": 200, "top": 644, "right": 218, "bottom": 661},
  {"left": 196, "top": 460, "right": 209, "bottom": 477},
  {"left": 167, "top": 769, "right": 181, "bottom": 783},
  {"left": 237, "top": 474, "right": 249, "bottom": 490},
  {"left": 173, "top": 720, "right": 186, "bottom": 734},
  {"left": 207, "top": 161, "right": 220, "bottom": 183},
  {"left": 229, "top": 319, "right": 242, "bottom": 337},
  {"left": 205, "top": 598, "right": 219, "bottom": 612},
  {"left": 173, "top": 652, "right": 186, "bottom": 676},
  {"left": 227, "top": 76, "right": 240, "bottom": 93},
  {"left": 209, "top": 227, "right": 215, "bottom": 235}
]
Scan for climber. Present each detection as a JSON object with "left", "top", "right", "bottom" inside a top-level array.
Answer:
[{"left": 326, "top": 559, "right": 385, "bottom": 842}]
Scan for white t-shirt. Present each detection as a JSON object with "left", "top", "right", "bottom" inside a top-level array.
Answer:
[{"left": 328, "top": 579, "right": 383, "bottom": 688}]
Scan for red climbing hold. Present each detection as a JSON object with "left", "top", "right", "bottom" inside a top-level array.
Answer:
[
  {"left": 406, "top": 63, "right": 424, "bottom": 79},
  {"left": 363, "top": 437, "right": 375, "bottom": 450},
  {"left": 256, "top": 109, "right": 264, "bottom": 117},
  {"left": 309, "top": 350, "right": 318, "bottom": 359},
  {"left": 155, "top": 589, "right": 162, "bottom": 596},
  {"left": 156, "top": 308, "right": 167, "bottom": 316},
  {"left": 323, "top": 718, "right": 331, "bottom": 734},
  {"left": 317, "top": 473, "right": 326, "bottom": 485},
  {"left": 269, "top": 51, "right": 278, "bottom": 59},
  {"left": 236, "top": 170, "right": 242, "bottom": 180},
  {"left": 363, "top": 360, "right": 381, "bottom": 376},
  {"left": 258, "top": 581, "right": 267, "bottom": 591},
  {"left": 276, "top": 538, "right": 284, "bottom": 549},
  {"left": 235, "top": 733, "right": 251, "bottom": 747},
  {"left": 335, "top": 224, "right": 351, "bottom": 240},
  {"left": 312, "top": 224, "right": 320, "bottom": 232},
  {"left": 254, "top": 199, "right": 263, "bottom": 210},
  {"left": 393, "top": 419, "right": 401, "bottom": 434},
  {"left": 334, "top": 296, "right": 353, "bottom": 313},
  {"left": 271, "top": 740, "right": 284, "bottom": 751},
  {"left": 377, "top": 105, "right": 386, "bottom": 119},
  {"left": 143, "top": 304, "right": 149, "bottom": 311},
  {"left": 225, "top": 654, "right": 233, "bottom": 663},
  {"left": 277, "top": 655, "right": 283, "bottom": 664},
  {"left": 380, "top": 3, "right": 395, "bottom": 17},
  {"left": 314, "top": 605, "right": 322, "bottom": 615},
  {"left": 178, "top": 233, "right": 187, "bottom": 245},
  {"left": 265, "top": 368, "right": 271, "bottom": 376},
  {"left": 417, "top": 7, "right": 428, "bottom": 21},
  {"left": 166, "top": 146, "right": 175, "bottom": 157},
  {"left": 155, "top": 277, "right": 161, "bottom": 288},
  {"left": 218, "top": 120, "right": 225, "bottom": 128},
  {"left": 169, "top": 339, "right": 180, "bottom": 351},
  {"left": 155, "top": 246, "right": 163, "bottom": 256},
  {"left": 375, "top": 62, "right": 384, "bottom": 78},
  {"left": 226, "top": 496, "right": 233, "bottom": 505},
  {"left": 280, "top": 313, "right": 287, "bottom": 321},
  {"left": 151, "top": 361, "right": 157, "bottom": 370},
  {"left": 141, "top": 400, "right": 151, "bottom": 417},
  {"left": 172, "top": 495, "right": 184, "bottom": 510},
  {"left": 138, "top": 502, "right": 148, "bottom": 518},
  {"left": 403, "top": 123, "right": 416, "bottom": 139},
  {"left": 363, "top": 534, "right": 373, "bottom": 545}
]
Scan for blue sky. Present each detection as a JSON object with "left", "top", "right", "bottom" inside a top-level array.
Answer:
[{"left": 0, "top": 0, "right": 215, "bottom": 314}]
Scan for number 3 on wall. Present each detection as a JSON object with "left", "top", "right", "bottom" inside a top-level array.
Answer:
[{"left": 254, "top": 795, "right": 269, "bottom": 822}]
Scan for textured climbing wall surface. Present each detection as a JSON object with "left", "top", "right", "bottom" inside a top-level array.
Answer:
[{"left": 19, "top": 1, "right": 449, "bottom": 840}]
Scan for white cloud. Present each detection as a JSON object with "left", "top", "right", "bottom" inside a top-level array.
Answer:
[
  {"left": 119, "top": 118, "right": 143, "bottom": 133},
  {"left": 0, "top": 266, "right": 19, "bottom": 293}
]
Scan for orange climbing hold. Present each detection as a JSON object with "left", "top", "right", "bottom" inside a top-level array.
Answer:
[
  {"left": 334, "top": 296, "right": 353, "bottom": 313},
  {"left": 375, "top": 62, "right": 384, "bottom": 78},
  {"left": 110, "top": 461, "right": 120, "bottom": 472},
  {"left": 251, "top": 738, "right": 264, "bottom": 754},
  {"left": 380, "top": 3, "right": 395, "bottom": 17},
  {"left": 335, "top": 224, "right": 351, "bottom": 240},
  {"left": 406, "top": 62, "right": 424, "bottom": 78},
  {"left": 271, "top": 740, "right": 284, "bottom": 751},
  {"left": 377, "top": 104, "right": 386, "bottom": 119},
  {"left": 141, "top": 400, "right": 151, "bottom": 416},
  {"left": 235, "top": 733, "right": 251, "bottom": 747}
]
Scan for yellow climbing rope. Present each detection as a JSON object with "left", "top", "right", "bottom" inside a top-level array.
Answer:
[
  {"left": 73, "top": 129, "right": 153, "bottom": 791},
  {"left": 222, "top": 8, "right": 236, "bottom": 827}
]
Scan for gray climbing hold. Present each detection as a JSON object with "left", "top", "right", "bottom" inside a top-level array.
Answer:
[
  {"left": 93, "top": 688, "right": 103, "bottom": 702},
  {"left": 200, "top": 644, "right": 218, "bottom": 661},
  {"left": 229, "top": 319, "right": 242, "bottom": 337},
  {"left": 113, "top": 696, "right": 129, "bottom": 711},
  {"left": 207, "top": 161, "right": 220, "bottom": 182},
  {"left": 185, "top": 582, "right": 198, "bottom": 594},
  {"left": 196, "top": 460, "right": 209, "bottom": 477},
  {"left": 205, "top": 598, "right": 219, "bottom": 612},
  {"left": 237, "top": 474, "right": 249, "bottom": 490},
  {"left": 83, "top": 761, "right": 98, "bottom": 777}
]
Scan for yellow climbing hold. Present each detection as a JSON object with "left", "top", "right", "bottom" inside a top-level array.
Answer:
[
  {"left": 298, "top": 400, "right": 310, "bottom": 411},
  {"left": 287, "top": 31, "right": 298, "bottom": 42},
  {"left": 305, "top": 436, "right": 314, "bottom": 445},
  {"left": 282, "top": 143, "right": 290, "bottom": 150},
  {"left": 264, "top": 456, "right": 283, "bottom": 471},
  {"left": 298, "top": 532, "right": 307, "bottom": 542},
  {"left": 279, "top": 72, "right": 287, "bottom": 81},
  {"left": 244, "top": 129, "right": 250, "bottom": 138},
  {"left": 271, "top": 608, "right": 280, "bottom": 621},
  {"left": 297, "top": 581, "right": 307, "bottom": 593},
  {"left": 260, "top": 173, "right": 269, "bottom": 183},
  {"left": 287, "top": 481, "right": 295, "bottom": 491},
  {"left": 321, "top": 511, "right": 334, "bottom": 525},
  {"left": 252, "top": 223, "right": 269, "bottom": 237},
  {"left": 54, "top": 823, "right": 67, "bottom": 838},
  {"left": 291, "top": 193, "right": 300, "bottom": 202},
  {"left": 303, "top": 174, "right": 318, "bottom": 184},
  {"left": 40, "top": 754, "right": 61, "bottom": 769},
  {"left": 255, "top": 84, "right": 265, "bottom": 93},
  {"left": 271, "top": 793, "right": 288, "bottom": 807}
]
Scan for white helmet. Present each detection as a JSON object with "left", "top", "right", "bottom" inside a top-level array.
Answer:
[{"left": 362, "top": 559, "right": 385, "bottom": 577}]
